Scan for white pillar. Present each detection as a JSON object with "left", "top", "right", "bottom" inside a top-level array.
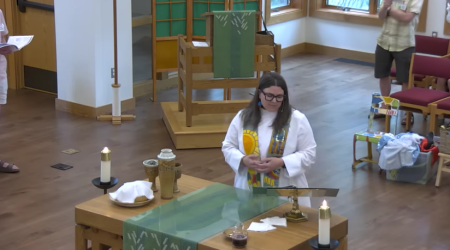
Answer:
[{"left": 54, "top": 0, "right": 133, "bottom": 109}]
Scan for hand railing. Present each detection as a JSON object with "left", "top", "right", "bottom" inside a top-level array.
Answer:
[{"left": 17, "top": 0, "right": 54, "bottom": 13}]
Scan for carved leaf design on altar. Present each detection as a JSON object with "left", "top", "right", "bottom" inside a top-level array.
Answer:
[
  {"left": 215, "top": 12, "right": 253, "bottom": 35},
  {"left": 128, "top": 231, "right": 148, "bottom": 250},
  {"left": 128, "top": 230, "right": 192, "bottom": 250}
]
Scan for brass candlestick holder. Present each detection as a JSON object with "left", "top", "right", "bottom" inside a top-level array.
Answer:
[
  {"left": 253, "top": 186, "right": 339, "bottom": 223},
  {"left": 284, "top": 189, "right": 308, "bottom": 222}
]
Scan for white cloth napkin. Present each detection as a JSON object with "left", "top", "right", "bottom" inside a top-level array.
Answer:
[
  {"left": 247, "top": 216, "right": 287, "bottom": 232},
  {"left": 247, "top": 222, "right": 276, "bottom": 232},
  {"left": 109, "top": 181, "right": 154, "bottom": 203},
  {"left": 260, "top": 216, "right": 287, "bottom": 227}
]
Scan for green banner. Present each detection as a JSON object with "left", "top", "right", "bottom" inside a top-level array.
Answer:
[
  {"left": 123, "top": 183, "right": 286, "bottom": 250},
  {"left": 213, "top": 11, "right": 256, "bottom": 78}
]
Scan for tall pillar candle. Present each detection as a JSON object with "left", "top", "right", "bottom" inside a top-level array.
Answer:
[
  {"left": 101, "top": 147, "right": 111, "bottom": 183},
  {"left": 318, "top": 200, "right": 331, "bottom": 247}
]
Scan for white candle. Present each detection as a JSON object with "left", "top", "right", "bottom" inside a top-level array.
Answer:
[
  {"left": 318, "top": 200, "right": 331, "bottom": 246},
  {"left": 100, "top": 147, "right": 111, "bottom": 183}
]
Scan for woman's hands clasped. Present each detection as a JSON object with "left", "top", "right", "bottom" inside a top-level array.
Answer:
[{"left": 242, "top": 155, "right": 284, "bottom": 173}]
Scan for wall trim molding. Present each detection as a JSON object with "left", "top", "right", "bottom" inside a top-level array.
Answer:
[
  {"left": 281, "top": 43, "right": 307, "bottom": 58},
  {"left": 55, "top": 98, "right": 136, "bottom": 118}
]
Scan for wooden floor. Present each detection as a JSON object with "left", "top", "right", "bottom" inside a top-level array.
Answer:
[{"left": 1, "top": 53, "right": 449, "bottom": 250}]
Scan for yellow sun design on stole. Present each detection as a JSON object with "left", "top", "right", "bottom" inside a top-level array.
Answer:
[{"left": 243, "top": 129, "right": 259, "bottom": 155}]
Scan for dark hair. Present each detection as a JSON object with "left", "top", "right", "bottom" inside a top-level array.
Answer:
[{"left": 240, "top": 72, "right": 292, "bottom": 134}]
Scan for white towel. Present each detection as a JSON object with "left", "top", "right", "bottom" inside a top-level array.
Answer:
[{"left": 109, "top": 181, "right": 154, "bottom": 203}]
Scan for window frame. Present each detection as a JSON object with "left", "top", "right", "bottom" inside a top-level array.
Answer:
[
  {"left": 322, "top": 0, "right": 379, "bottom": 14},
  {"left": 270, "top": 0, "right": 293, "bottom": 12},
  {"left": 444, "top": 4, "right": 450, "bottom": 35},
  {"left": 309, "top": 0, "right": 428, "bottom": 33},
  {"left": 264, "top": 0, "right": 307, "bottom": 25}
]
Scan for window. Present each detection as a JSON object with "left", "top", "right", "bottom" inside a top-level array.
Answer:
[
  {"left": 324, "top": 0, "right": 382, "bottom": 14},
  {"left": 265, "top": 0, "right": 307, "bottom": 25},
  {"left": 271, "top": 0, "right": 291, "bottom": 10},
  {"left": 327, "top": 0, "right": 369, "bottom": 11},
  {"left": 310, "top": 0, "right": 428, "bottom": 32}
]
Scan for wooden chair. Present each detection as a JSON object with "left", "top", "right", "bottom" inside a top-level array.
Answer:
[
  {"left": 353, "top": 94, "right": 400, "bottom": 171},
  {"left": 390, "top": 35, "right": 450, "bottom": 88},
  {"left": 388, "top": 54, "right": 450, "bottom": 132},
  {"left": 425, "top": 54, "right": 450, "bottom": 134},
  {"left": 435, "top": 153, "right": 450, "bottom": 187}
]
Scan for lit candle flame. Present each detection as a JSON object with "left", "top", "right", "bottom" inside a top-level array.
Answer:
[
  {"left": 321, "top": 200, "right": 328, "bottom": 209},
  {"left": 102, "top": 147, "right": 110, "bottom": 153}
]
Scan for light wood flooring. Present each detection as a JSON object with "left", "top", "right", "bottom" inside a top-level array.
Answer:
[{"left": 1, "top": 53, "right": 449, "bottom": 250}]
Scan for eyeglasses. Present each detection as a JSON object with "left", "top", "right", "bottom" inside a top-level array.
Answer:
[{"left": 260, "top": 90, "right": 285, "bottom": 102}]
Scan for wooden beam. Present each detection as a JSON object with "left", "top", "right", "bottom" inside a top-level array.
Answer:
[
  {"left": 191, "top": 62, "right": 276, "bottom": 73},
  {"left": 190, "top": 45, "right": 276, "bottom": 58},
  {"left": 192, "top": 78, "right": 259, "bottom": 89},
  {"left": 192, "top": 100, "right": 250, "bottom": 115},
  {"left": 132, "top": 15, "right": 152, "bottom": 27}
]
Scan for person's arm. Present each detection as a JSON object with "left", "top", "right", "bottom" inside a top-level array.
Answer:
[
  {"left": 389, "top": 0, "right": 423, "bottom": 23},
  {"left": 378, "top": 0, "right": 392, "bottom": 20},
  {"left": 389, "top": 9, "right": 416, "bottom": 23},
  {"left": 222, "top": 112, "right": 247, "bottom": 175},
  {"left": 281, "top": 112, "right": 317, "bottom": 178},
  {"left": 378, "top": 7, "right": 390, "bottom": 20},
  {"left": 446, "top": 3, "right": 450, "bottom": 23}
]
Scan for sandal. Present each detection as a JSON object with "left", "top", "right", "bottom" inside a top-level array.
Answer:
[
  {"left": 0, "top": 160, "right": 19, "bottom": 173},
  {"left": 401, "top": 113, "right": 414, "bottom": 126}
]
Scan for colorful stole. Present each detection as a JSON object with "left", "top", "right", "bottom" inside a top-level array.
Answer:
[{"left": 243, "top": 116, "right": 291, "bottom": 187}]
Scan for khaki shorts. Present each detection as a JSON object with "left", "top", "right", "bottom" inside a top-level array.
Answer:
[{"left": 374, "top": 45, "right": 415, "bottom": 84}]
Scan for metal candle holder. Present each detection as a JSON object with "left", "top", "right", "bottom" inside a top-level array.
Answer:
[
  {"left": 92, "top": 177, "right": 119, "bottom": 194},
  {"left": 309, "top": 237, "right": 340, "bottom": 250}
]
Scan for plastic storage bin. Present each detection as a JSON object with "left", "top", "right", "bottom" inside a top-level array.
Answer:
[{"left": 386, "top": 151, "right": 439, "bottom": 185}]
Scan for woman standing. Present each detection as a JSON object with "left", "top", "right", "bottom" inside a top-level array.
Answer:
[
  {"left": 0, "top": 9, "right": 19, "bottom": 173},
  {"left": 222, "top": 72, "right": 316, "bottom": 207}
]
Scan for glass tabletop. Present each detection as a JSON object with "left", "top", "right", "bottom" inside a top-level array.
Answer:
[{"left": 123, "top": 183, "right": 286, "bottom": 250}]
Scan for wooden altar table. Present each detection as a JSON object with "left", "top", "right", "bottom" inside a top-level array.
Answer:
[{"left": 75, "top": 175, "right": 348, "bottom": 250}]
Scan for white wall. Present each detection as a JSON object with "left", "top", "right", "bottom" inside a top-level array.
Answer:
[
  {"left": 55, "top": 0, "right": 133, "bottom": 108},
  {"left": 262, "top": 0, "right": 307, "bottom": 48},
  {"left": 306, "top": 0, "right": 450, "bottom": 53}
]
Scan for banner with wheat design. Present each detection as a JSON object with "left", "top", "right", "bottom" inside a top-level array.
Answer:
[{"left": 213, "top": 11, "right": 256, "bottom": 78}]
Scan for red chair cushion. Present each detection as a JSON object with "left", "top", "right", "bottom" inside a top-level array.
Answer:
[
  {"left": 412, "top": 55, "right": 450, "bottom": 79},
  {"left": 416, "top": 35, "right": 450, "bottom": 56},
  {"left": 390, "top": 88, "right": 450, "bottom": 107},
  {"left": 414, "top": 74, "right": 425, "bottom": 81},
  {"left": 437, "top": 98, "right": 450, "bottom": 110}
]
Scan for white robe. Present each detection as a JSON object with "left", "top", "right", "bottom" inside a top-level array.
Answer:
[
  {"left": 0, "top": 9, "right": 8, "bottom": 105},
  {"left": 222, "top": 108, "right": 317, "bottom": 207}
]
